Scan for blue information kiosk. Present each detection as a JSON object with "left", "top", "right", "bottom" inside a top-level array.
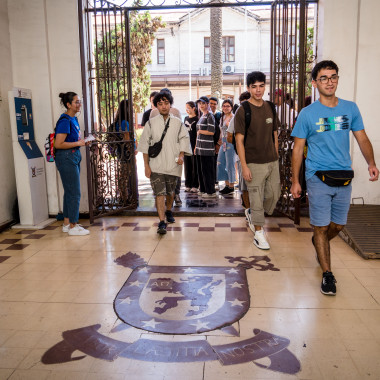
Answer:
[{"left": 9, "top": 88, "right": 54, "bottom": 229}]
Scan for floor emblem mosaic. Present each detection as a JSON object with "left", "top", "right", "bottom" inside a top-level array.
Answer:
[{"left": 41, "top": 252, "right": 301, "bottom": 375}]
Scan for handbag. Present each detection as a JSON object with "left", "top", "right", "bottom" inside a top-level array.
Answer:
[
  {"left": 315, "top": 170, "right": 354, "bottom": 187},
  {"left": 148, "top": 118, "right": 170, "bottom": 158}
]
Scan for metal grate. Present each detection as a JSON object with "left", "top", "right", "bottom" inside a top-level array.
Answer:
[{"left": 340, "top": 205, "right": 380, "bottom": 259}]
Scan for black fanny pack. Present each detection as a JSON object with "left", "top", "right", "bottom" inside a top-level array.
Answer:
[
  {"left": 315, "top": 170, "right": 354, "bottom": 187},
  {"left": 148, "top": 142, "right": 163, "bottom": 158},
  {"left": 148, "top": 118, "right": 170, "bottom": 158}
]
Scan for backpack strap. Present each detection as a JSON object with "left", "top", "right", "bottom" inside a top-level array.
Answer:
[
  {"left": 266, "top": 100, "right": 277, "bottom": 120},
  {"left": 266, "top": 100, "right": 277, "bottom": 143},
  {"left": 241, "top": 100, "right": 251, "bottom": 147}
]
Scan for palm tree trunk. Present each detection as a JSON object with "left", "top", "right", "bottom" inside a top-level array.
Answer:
[{"left": 210, "top": 6, "right": 223, "bottom": 98}]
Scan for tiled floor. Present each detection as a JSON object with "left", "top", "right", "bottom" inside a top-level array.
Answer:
[{"left": 0, "top": 214, "right": 380, "bottom": 379}]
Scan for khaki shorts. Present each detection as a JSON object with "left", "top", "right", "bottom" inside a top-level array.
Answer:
[{"left": 150, "top": 172, "right": 178, "bottom": 196}]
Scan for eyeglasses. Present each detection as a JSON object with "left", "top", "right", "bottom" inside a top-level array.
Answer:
[
  {"left": 222, "top": 104, "right": 232, "bottom": 108},
  {"left": 74, "top": 100, "right": 82, "bottom": 105},
  {"left": 316, "top": 75, "right": 339, "bottom": 84}
]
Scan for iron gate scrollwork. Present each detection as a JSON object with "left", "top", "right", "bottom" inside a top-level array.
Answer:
[
  {"left": 79, "top": 0, "right": 138, "bottom": 222},
  {"left": 78, "top": 0, "right": 317, "bottom": 223},
  {"left": 270, "top": 0, "right": 317, "bottom": 224}
]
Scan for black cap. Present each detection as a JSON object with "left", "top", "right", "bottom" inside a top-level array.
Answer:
[{"left": 196, "top": 96, "right": 209, "bottom": 104}]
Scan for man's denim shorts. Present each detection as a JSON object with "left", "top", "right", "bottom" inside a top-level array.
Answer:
[{"left": 306, "top": 174, "right": 352, "bottom": 227}]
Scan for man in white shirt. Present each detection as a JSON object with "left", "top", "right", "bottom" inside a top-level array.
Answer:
[{"left": 139, "top": 92, "right": 192, "bottom": 234}]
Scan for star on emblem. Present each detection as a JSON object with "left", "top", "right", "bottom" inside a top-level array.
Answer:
[
  {"left": 119, "top": 297, "right": 132, "bottom": 305},
  {"left": 230, "top": 282, "right": 244, "bottom": 289},
  {"left": 226, "top": 268, "right": 239, "bottom": 274},
  {"left": 128, "top": 280, "right": 143, "bottom": 287},
  {"left": 183, "top": 267, "right": 195, "bottom": 273},
  {"left": 190, "top": 320, "right": 210, "bottom": 331},
  {"left": 228, "top": 298, "right": 246, "bottom": 307},
  {"left": 142, "top": 319, "right": 161, "bottom": 329}
]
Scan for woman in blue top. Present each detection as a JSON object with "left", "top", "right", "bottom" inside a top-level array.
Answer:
[
  {"left": 217, "top": 99, "right": 236, "bottom": 194},
  {"left": 54, "top": 91, "right": 90, "bottom": 236}
]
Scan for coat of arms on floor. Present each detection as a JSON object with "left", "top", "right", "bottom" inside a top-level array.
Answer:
[{"left": 41, "top": 252, "right": 300, "bottom": 375}]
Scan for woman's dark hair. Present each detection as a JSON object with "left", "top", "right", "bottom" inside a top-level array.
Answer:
[
  {"left": 186, "top": 101, "right": 198, "bottom": 117},
  {"left": 239, "top": 91, "right": 251, "bottom": 103},
  {"left": 59, "top": 92, "right": 77, "bottom": 109},
  {"left": 220, "top": 99, "right": 234, "bottom": 127},
  {"left": 153, "top": 91, "right": 174, "bottom": 107},
  {"left": 115, "top": 99, "right": 129, "bottom": 123}
]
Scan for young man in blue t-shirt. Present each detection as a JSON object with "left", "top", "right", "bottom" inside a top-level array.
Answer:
[{"left": 291, "top": 60, "right": 379, "bottom": 296}]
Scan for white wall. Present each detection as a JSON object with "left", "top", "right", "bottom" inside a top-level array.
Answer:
[
  {"left": 7, "top": 0, "right": 88, "bottom": 215},
  {"left": 318, "top": 0, "right": 380, "bottom": 204},
  {"left": 0, "top": 0, "right": 17, "bottom": 226}
]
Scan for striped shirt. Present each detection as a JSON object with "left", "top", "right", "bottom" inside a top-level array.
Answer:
[{"left": 195, "top": 112, "right": 215, "bottom": 156}]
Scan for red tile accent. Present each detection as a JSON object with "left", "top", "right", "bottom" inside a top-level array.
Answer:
[
  {"left": 264, "top": 227, "right": 281, "bottom": 232},
  {"left": 297, "top": 227, "right": 314, "bottom": 232},
  {"left": 215, "top": 223, "right": 231, "bottom": 227},
  {"left": 133, "top": 227, "right": 151, "bottom": 231},
  {"left": 17, "top": 230, "right": 37, "bottom": 234},
  {"left": 278, "top": 224, "right": 295, "bottom": 228},
  {"left": 167, "top": 227, "right": 182, "bottom": 231},
  {"left": 6, "top": 244, "right": 30, "bottom": 250},
  {"left": 231, "top": 227, "right": 248, "bottom": 232},
  {"left": 42, "top": 225, "right": 59, "bottom": 230},
  {"left": 24, "top": 234, "right": 45, "bottom": 239},
  {"left": 198, "top": 227, "right": 215, "bottom": 231},
  {"left": 183, "top": 223, "right": 199, "bottom": 227},
  {"left": 122, "top": 222, "right": 139, "bottom": 227},
  {"left": 102, "top": 226, "right": 120, "bottom": 231},
  {"left": 0, "top": 256, "right": 11, "bottom": 263},
  {"left": 0, "top": 239, "right": 20, "bottom": 244}
]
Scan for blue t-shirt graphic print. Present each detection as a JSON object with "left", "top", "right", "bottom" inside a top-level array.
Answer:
[{"left": 291, "top": 98, "right": 364, "bottom": 180}]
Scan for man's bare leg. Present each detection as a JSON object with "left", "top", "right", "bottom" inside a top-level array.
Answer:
[
  {"left": 313, "top": 222, "right": 344, "bottom": 271},
  {"left": 242, "top": 190, "right": 250, "bottom": 209},
  {"left": 313, "top": 225, "right": 330, "bottom": 272},
  {"left": 156, "top": 195, "right": 166, "bottom": 221},
  {"left": 166, "top": 193, "right": 174, "bottom": 211}
]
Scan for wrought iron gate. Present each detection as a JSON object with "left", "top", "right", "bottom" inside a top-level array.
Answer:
[
  {"left": 79, "top": 0, "right": 138, "bottom": 222},
  {"left": 78, "top": 0, "right": 317, "bottom": 223},
  {"left": 270, "top": 0, "right": 317, "bottom": 224}
]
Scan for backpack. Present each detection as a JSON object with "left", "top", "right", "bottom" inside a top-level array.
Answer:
[
  {"left": 232, "top": 100, "right": 276, "bottom": 154},
  {"left": 45, "top": 114, "right": 71, "bottom": 162}
]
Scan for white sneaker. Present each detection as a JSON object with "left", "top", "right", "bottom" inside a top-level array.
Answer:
[
  {"left": 190, "top": 188, "right": 198, "bottom": 193},
  {"left": 253, "top": 229, "right": 270, "bottom": 250},
  {"left": 244, "top": 209, "right": 255, "bottom": 233},
  {"left": 197, "top": 191, "right": 204, "bottom": 196},
  {"left": 62, "top": 224, "right": 70, "bottom": 233},
  {"left": 202, "top": 193, "right": 217, "bottom": 198},
  {"left": 68, "top": 224, "right": 90, "bottom": 236},
  {"left": 185, "top": 187, "right": 191, "bottom": 192}
]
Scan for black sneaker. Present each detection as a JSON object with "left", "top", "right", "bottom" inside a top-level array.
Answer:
[
  {"left": 321, "top": 271, "right": 337, "bottom": 296},
  {"left": 219, "top": 187, "right": 230, "bottom": 194},
  {"left": 165, "top": 210, "right": 175, "bottom": 224},
  {"left": 157, "top": 220, "right": 167, "bottom": 235},
  {"left": 311, "top": 236, "right": 320, "bottom": 265}
]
